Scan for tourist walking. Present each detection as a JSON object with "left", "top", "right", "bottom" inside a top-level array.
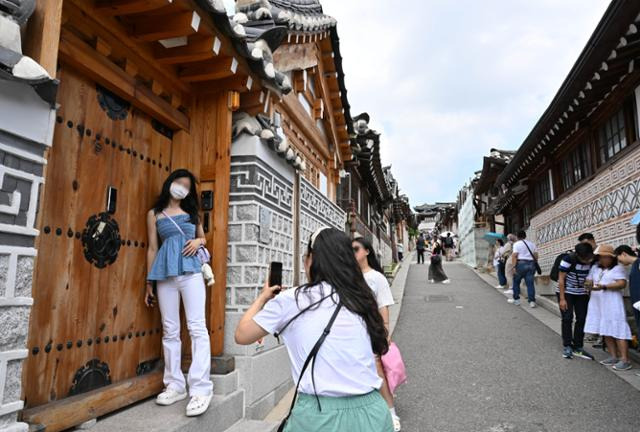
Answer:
[
  {"left": 428, "top": 240, "right": 450, "bottom": 284},
  {"left": 416, "top": 234, "right": 426, "bottom": 264},
  {"left": 235, "top": 228, "right": 393, "bottom": 432},
  {"left": 353, "top": 237, "right": 402, "bottom": 432},
  {"left": 444, "top": 233, "right": 455, "bottom": 261},
  {"left": 508, "top": 230, "right": 538, "bottom": 307},
  {"left": 584, "top": 244, "right": 632, "bottom": 371},
  {"left": 397, "top": 242, "right": 404, "bottom": 262},
  {"left": 614, "top": 245, "right": 640, "bottom": 353},
  {"left": 556, "top": 242, "right": 595, "bottom": 360},
  {"left": 146, "top": 169, "right": 213, "bottom": 416},
  {"left": 502, "top": 234, "right": 516, "bottom": 293},
  {"left": 493, "top": 239, "right": 507, "bottom": 289}
]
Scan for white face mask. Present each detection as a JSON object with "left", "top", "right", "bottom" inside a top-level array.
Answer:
[{"left": 169, "top": 182, "right": 189, "bottom": 200}]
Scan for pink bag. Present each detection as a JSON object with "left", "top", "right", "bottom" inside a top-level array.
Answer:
[{"left": 381, "top": 342, "right": 407, "bottom": 394}]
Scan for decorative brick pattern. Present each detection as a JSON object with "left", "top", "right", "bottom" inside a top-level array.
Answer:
[
  {"left": 531, "top": 147, "right": 640, "bottom": 271},
  {"left": 227, "top": 156, "right": 295, "bottom": 311}
]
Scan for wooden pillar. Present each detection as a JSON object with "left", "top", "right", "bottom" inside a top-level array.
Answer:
[
  {"left": 197, "top": 91, "right": 232, "bottom": 356},
  {"left": 24, "top": 0, "right": 63, "bottom": 77}
]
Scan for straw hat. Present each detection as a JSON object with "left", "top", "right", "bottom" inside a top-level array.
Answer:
[{"left": 594, "top": 244, "right": 616, "bottom": 258}]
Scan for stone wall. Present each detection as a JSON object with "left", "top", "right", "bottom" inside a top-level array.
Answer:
[
  {"left": 530, "top": 145, "right": 640, "bottom": 272},
  {"left": 0, "top": 80, "right": 56, "bottom": 432}
]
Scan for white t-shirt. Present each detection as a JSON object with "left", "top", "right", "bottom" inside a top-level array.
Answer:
[
  {"left": 253, "top": 282, "right": 382, "bottom": 397},
  {"left": 586, "top": 264, "right": 627, "bottom": 285},
  {"left": 513, "top": 240, "right": 537, "bottom": 261},
  {"left": 363, "top": 270, "right": 395, "bottom": 308}
]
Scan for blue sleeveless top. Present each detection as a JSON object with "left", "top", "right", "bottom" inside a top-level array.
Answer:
[{"left": 148, "top": 214, "right": 201, "bottom": 281}]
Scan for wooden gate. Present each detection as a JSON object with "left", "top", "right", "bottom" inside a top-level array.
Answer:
[{"left": 23, "top": 63, "right": 173, "bottom": 409}]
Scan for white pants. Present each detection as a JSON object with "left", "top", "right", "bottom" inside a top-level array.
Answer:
[{"left": 157, "top": 273, "right": 213, "bottom": 396}]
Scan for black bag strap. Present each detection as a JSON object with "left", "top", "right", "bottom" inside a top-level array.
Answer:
[
  {"left": 273, "top": 294, "right": 332, "bottom": 342},
  {"left": 278, "top": 303, "right": 343, "bottom": 432},
  {"left": 522, "top": 240, "right": 537, "bottom": 263}
]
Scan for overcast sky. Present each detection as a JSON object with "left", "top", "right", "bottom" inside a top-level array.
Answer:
[{"left": 319, "top": 0, "right": 610, "bottom": 206}]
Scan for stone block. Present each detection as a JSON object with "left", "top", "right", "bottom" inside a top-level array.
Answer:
[
  {"left": 211, "top": 355, "right": 235, "bottom": 375},
  {"left": 0, "top": 413, "right": 16, "bottom": 430},
  {"left": 14, "top": 256, "right": 33, "bottom": 298},
  {"left": 236, "top": 245, "right": 257, "bottom": 263},
  {"left": 246, "top": 379, "right": 293, "bottom": 420},
  {"left": 235, "top": 287, "right": 257, "bottom": 306},
  {"left": 244, "top": 266, "right": 262, "bottom": 285},
  {"left": 235, "top": 345, "right": 292, "bottom": 405},
  {"left": 226, "top": 266, "right": 242, "bottom": 285},
  {"left": 3, "top": 360, "right": 23, "bottom": 403},
  {"left": 228, "top": 224, "right": 243, "bottom": 243},
  {"left": 228, "top": 206, "right": 235, "bottom": 222},
  {"left": 244, "top": 224, "right": 259, "bottom": 242},
  {"left": 236, "top": 204, "right": 258, "bottom": 222},
  {"left": 0, "top": 306, "right": 30, "bottom": 351},
  {"left": 0, "top": 254, "right": 9, "bottom": 297}
]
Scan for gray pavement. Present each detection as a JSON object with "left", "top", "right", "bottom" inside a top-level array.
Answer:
[{"left": 393, "top": 262, "right": 640, "bottom": 432}]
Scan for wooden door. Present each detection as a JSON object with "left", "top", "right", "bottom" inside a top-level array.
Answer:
[{"left": 23, "top": 64, "right": 173, "bottom": 408}]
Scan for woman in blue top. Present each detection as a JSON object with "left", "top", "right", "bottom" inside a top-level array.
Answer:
[{"left": 146, "top": 169, "right": 213, "bottom": 417}]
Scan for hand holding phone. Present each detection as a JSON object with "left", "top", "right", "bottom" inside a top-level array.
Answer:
[{"left": 269, "top": 261, "right": 283, "bottom": 294}]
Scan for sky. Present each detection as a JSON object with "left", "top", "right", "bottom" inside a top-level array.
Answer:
[{"left": 317, "top": 0, "right": 610, "bottom": 206}]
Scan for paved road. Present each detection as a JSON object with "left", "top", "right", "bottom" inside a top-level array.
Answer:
[{"left": 393, "top": 262, "right": 640, "bottom": 432}]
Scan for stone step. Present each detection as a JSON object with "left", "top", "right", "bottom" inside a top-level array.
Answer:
[
  {"left": 224, "top": 419, "right": 280, "bottom": 432},
  {"left": 84, "top": 389, "right": 244, "bottom": 432},
  {"left": 212, "top": 370, "right": 239, "bottom": 396}
]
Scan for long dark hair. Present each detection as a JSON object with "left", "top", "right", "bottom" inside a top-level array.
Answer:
[
  {"left": 153, "top": 169, "right": 200, "bottom": 225},
  {"left": 353, "top": 237, "right": 384, "bottom": 274},
  {"left": 298, "top": 228, "right": 389, "bottom": 356}
]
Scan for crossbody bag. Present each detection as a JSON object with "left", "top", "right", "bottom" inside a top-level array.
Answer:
[
  {"left": 276, "top": 300, "right": 343, "bottom": 432},
  {"left": 522, "top": 241, "right": 542, "bottom": 275},
  {"left": 161, "top": 211, "right": 211, "bottom": 265}
]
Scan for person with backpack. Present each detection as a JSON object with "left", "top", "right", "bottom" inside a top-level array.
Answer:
[
  {"left": 235, "top": 227, "right": 393, "bottom": 432},
  {"left": 416, "top": 233, "right": 426, "bottom": 264},
  {"left": 555, "top": 243, "right": 595, "bottom": 360},
  {"left": 508, "top": 230, "right": 539, "bottom": 307},
  {"left": 444, "top": 233, "right": 455, "bottom": 261}
]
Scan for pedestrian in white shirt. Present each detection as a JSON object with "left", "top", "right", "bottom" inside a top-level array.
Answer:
[
  {"left": 508, "top": 230, "right": 538, "bottom": 307},
  {"left": 353, "top": 237, "right": 400, "bottom": 431},
  {"left": 235, "top": 228, "right": 393, "bottom": 432}
]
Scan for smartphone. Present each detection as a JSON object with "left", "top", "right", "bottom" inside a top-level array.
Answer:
[{"left": 269, "top": 261, "right": 283, "bottom": 293}]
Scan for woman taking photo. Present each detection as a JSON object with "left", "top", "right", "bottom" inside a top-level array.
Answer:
[
  {"left": 584, "top": 244, "right": 632, "bottom": 371},
  {"left": 353, "top": 237, "right": 401, "bottom": 432},
  {"left": 146, "top": 169, "right": 213, "bottom": 416},
  {"left": 429, "top": 239, "right": 450, "bottom": 284},
  {"left": 235, "top": 228, "right": 393, "bottom": 431}
]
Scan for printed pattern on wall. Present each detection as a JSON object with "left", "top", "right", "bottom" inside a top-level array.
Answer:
[
  {"left": 298, "top": 177, "right": 346, "bottom": 284},
  {"left": 227, "top": 156, "right": 295, "bottom": 312},
  {"left": 531, "top": 147, "right": 640, "bottom": 271}
]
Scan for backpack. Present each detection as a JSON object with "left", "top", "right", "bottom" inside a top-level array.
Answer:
[
  {"left": 445, "top": 237, "right": 454, "bottom": 247},
  {"left": 549, "top": 251, "right": 576, "bottom": 282}
]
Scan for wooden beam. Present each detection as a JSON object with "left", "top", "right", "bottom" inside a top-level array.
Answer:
[
  {"left": 194, "top": 75, "right": 253, "bottom": 94},
  {"left": 94, "top": 0, "right": 173, "bottom": 15},
  {"left": 240, "top": 90, "right": 266, "bottom": 110},
  {"left": 154, "top": 35, "right": 221, "bottom": 65},
  {"left": 180, "top": 57, "right": 238, "bottom": 82},
  {"left": 23, "top": 0, "right": 63, "bottom": 77},
  {"left": 21, "top": 371, "right": 163, "bottom": 432},
  {"left": 59, "top": 30, "right": 189, "bottom": 131},
  {"left": 130, "top": 10, "right": 201, "bottom": 42}
]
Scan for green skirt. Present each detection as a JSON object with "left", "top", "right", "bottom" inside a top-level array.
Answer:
[{"left": 283, "top": 390, "right": 393, "bottom": 432}]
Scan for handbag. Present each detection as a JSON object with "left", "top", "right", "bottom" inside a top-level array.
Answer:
[
  {"left": 381, "top": 342, "right": 407, "bottom": 395},
  {"left": 161, "top": 211, "right": 211, "bottom": 265},
  {"left": 522, "top": 240, "right": 542, "bottom": 275},
  {"left": 277, "top": 302, "right": 343, "bottom": 432}
]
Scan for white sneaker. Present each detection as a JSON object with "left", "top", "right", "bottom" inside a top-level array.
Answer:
[
  {"left": 503, "top": 289, "right": 511, "bottom": 294},
  {"left": 495, "top": 284, "right": 503, "bottom": 289},
  {"left": 507, "top": 299, "right": 520, "bottom": 306},
  {"left": 442, "top": 279, "right": 451, "bottom": 284},
  {"left": 392, "top": 415, "right": 402, "bottom": 431},
  {"left": 156, "top": 388, "right": 187, "bottom": 406},
  {"left": 186, "top": 393, "right": 213, "bottom": 417},
  {"left": 429, "top": 279, "right": 435, "bottom": 284},
  {"left": 529, "top": 302, "right": 537, "bottom": 308}
]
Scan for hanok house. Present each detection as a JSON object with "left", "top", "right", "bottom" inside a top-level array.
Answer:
[
  {"left": 493, "top": 1, "right": 640, "bottom": 301},
  {"left": 339, "top": 113, "right": 397, "bottom": 267},
  {"left": 414, "top": 202, "right": 457, "bottom": 236},
  {"left": 456, "top": 149, "right": 515, "bottom": 270},
  {"left": 1, "top": 0, "right": 295, "bottom": 430},
  {"left": 221, "top": 0, "right": 356, "bottom": 420}
]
